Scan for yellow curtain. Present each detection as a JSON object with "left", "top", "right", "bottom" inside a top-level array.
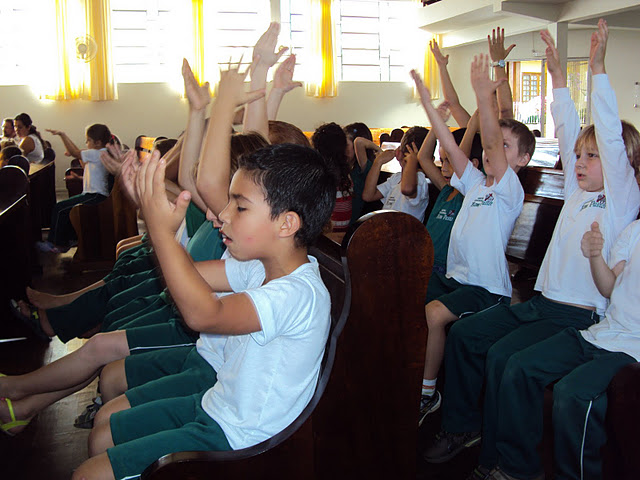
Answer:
[
  {"left": 44, "top": 0, "right": 84, "bottom": 100},
  {"left": 422, "top": 34, "right": 441, "bottom": 100},
  {"left": 305, "top": 0, "right": 337, "bottom": 98},
  {"left": 191, "top": 0, "right": 205, "bottom": 84},
  {"left": 43, "top": 0, "right": 115, "bottom": 101},
  {"left": 85, "top": 0, "right": 117, "bottom": 100}
]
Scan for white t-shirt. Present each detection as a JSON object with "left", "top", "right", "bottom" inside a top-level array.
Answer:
[
  {"left": 581, "top": 220, "right": 640, "bottom": 360},
  {"left": 377, "top": 171, "right": 430, "bottom": 222},
  {"left": 447, "top": 162, "right": 524, "bottom": 297},
  {"left": 81, "top": 148, "right": 109, "bottom": 196},
  {"left": 197, "top": 256, "right": 331, "bottom": 450},
  {"left": 22, "top": 134, "right": 44, "bottom": 164},
  {"left": 534, "top": 75, "right": 640, "bottom": 315}
]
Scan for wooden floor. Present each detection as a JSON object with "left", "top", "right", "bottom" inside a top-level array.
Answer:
[{"left": 0, "top": 239, "right": 535, "bottom": 479}]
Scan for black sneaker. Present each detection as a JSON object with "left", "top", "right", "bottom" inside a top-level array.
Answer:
[
  {"left": 418, "top": 390, "right": 441, "bottom": 426},
  {"left": 424, "top": 429, "right": 481, "bottom": 463}
]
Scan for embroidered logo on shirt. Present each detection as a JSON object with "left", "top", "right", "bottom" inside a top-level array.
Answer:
[
  {"left": 471, "top": 193, "right": 495, "bottom": 207},
  {"left": 579, "top": 193, "right": 606, "bottom": 211},
  {"left": 436, "top": 208, "right": 457, "bottom": 222}
]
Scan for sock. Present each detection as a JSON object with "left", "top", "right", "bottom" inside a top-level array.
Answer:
[{"left": 422, "top": 378, "right": 436, "bottom": 398}]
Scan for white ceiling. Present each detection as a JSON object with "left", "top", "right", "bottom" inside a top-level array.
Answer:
[{"left": 413, "top": 0, "right": 640, "bottom": 47}]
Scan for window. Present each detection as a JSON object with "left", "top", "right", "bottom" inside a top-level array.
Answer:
[{"left": 521, "top": 73, "right": 540, "bottom": 103}]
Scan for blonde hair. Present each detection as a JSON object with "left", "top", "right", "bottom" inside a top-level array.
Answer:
[{"left": 574, "top": 121, "right": 640, "bottom": 175}]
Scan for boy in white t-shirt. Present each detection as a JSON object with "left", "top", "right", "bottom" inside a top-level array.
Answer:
[
  {"left": 362, "top": 126, "right": 431, "bottom": 222},
  {"left": 411, "top": 57, "right": 535, "bottom": 426},
  {"left": 425, "top": 21, "right": 640, "bottom": 477},
  {"left": 65, "top": 141, "right": 336, "bottom": 480}
]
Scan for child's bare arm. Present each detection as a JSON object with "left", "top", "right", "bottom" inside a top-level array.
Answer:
[
  {"left": 179, "top": 59, "right": 210, "bottom": 212},
  {"left": 581, "top": 222, "right": 624, "bottom": 298},
  {"left": 46, "top": 129, "right": 83, "bottom": 163},
  {"left": 353, "top": 136, "right": 380, "bottom": 170},
  {"left": 459, "top": 109, "right": 480, "bottom": 159},
  {"left": 471, "top": 54, "right": 509, "bottom": 182},
  {"left": 362, "top": 150, "right": 395, "bottom": 202},
  {"left": 540, "top": 30, "right": 567, "bottom": 89},
  {"left": 401, "top": 143, "right": 420, "bottom": 198},
  {"left": 267, "top": 54, "right": 302, "bottom": 120},
  {"left": 244, "top": 22, "right": 287, "bottom": 139},
  {"left": 488, "top": 27, "right": 515, "bottom": 119},
  {"left": 430, "top": 39, "right": 471, "bottom": 127},
  {"left": 196, "top": 67, "right": 265, "bottom": 216},
  {"left": 416, "top": 119, "right": 447, "bottom": 191},
  {"left": 139, "top": 152, "right": 261, "bottom": 335},
  {"left": 410, "top": 69, "right": 469, "bottom": 179}
]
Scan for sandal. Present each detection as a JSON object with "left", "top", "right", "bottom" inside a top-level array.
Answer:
[
  {"left": 8, "top": 299, "right": 51, "bottom": 342},
  {"left": 0, "top": 375, "right": 30, "bottom": 436},
  {"left": 74, "top": 396, "right": 103, "bottom": 429}
]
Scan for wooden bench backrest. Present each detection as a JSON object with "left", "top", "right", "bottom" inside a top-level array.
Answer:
[
  {"left": 142, "top": 211, "right": 434, "bottom": 480},
  {"left": 507, "top": 166, "right": 564, "bottom": 268}
]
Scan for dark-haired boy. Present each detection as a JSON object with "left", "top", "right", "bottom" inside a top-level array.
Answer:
[
  {"left": 362, "top": 126, "right": 432, "bottom": 222},
  {"left": 72, "top": 143, "right": 336, "bottom": 480},
  {"left": 411, "top": 61, "right": 535, "bottom": 425}
]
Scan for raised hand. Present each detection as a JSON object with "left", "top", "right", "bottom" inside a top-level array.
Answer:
[
  {"left": 273, "top": 54, "right": 303, "bottom": 92},
  {"left": 410, "top": 69, "right": 433, "bottom": 107},
  {"left": 589, "top": 19, "right": 608, "bottom": 75},
  {"left": 136, "top": 150, "right": 191, "bottom": 236},
  {"left": 182, "top": 58, "right": 210, "bottom": 111},
  {"left": 217, "top": 65, "right": 266, "bottom": 107},
  {"left": 100, "top": 143, "right": 125, "bottom": 176},
  {"left": 375, "top": 149, "right": 396, "bottom": 165},
  {"left": 119, "top": 149, "right": 141, "bottom": 207},
  {"left": 404, "top": 142, "right": 419, "bottom": 164},
  {"left": 436, "top": 101, "right": 452, "bottom": 123},
  {"left": 253, "top": 22, "right": 288, "bottom": 70},
  {"left": 581, "top": 222, "right": 605, "bottom": 258},
  {"left": 470, "top": 54, "right": 506, "bottom": 99},
  {"left": 540, "top": 29, "right": 567, "bottom": 89},
  {"left": 488, "top": 27, "right": 515, "bottom": 62},
  {"left": 429, "top": 39, "right": 449, "bottom": 65},
  {"left": 45, "top": 129, "right": 64, "bottom": 136}
]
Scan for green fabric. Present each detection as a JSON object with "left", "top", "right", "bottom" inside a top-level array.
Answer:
[
  {"left": 185, "top": 202, "right": 207, "bottom": 238},
  {"left": 186, "top": 221, "right": 225, "bottom": 262},
  {"left": 494, "top": 328, "right": 634, "bottom": 479},
  {"left": 350, "top": 159, "right": 372, "bottom": 225},
  {"left": 425, "top": 271, "right": 510, "bottom": 313},
  {"left": 125, "top": 347, "right": 214, "bottom": 406},
  {"left": 109, "top": 392, "right": 230, "bottom": 480},
  {"left": 425, "top": 185, "right": 463, "bottom": 270},
  {"left": 125, "top": 319, "right": 197, "bottom": 354},
  {"left": 439, "top": 294, "right": 600, "bottom": 464}
]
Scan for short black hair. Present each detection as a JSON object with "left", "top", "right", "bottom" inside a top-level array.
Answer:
[
  {"left": 451, "top": 128, "right": 483, "bottom": 169},
  {"left": 499, "top": 119, "right": 536, "bottom": 159},
  {"left": 239, "top": 144, "right": 337, "bottom": 247},
  {"left": 344, "top": 122, "right": 373, "bottom": 142},
  {"left": 400, "top": 126, "right": 428, "bottom": 154},
  {"left": 86, "top": 123, "right": 113, "bottom": 147}
]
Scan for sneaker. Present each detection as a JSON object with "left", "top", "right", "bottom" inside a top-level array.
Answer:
[
  {"left": 424, "top": 429, "right": 481, "bottom": 463},
  {"left": 74, "top": 396, "right": 103, "bottom": 429},
  {"left": 418, "top": 390, "right": 441, "bottom": 426},
  {"left": 465, "top": 465, "right": 492, "bottom": 480},
  {"left": 35, "top": 241, "right": 60, "bottom": 253}
]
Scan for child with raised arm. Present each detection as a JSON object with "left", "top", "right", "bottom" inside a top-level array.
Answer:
[
  {"left": 425, "top": 21, "right": 640, "bottom": 477},
  {"left": 362, "top": 126, "right": 431, "bottom": 222},
  {"left": 410, "top": 58, "right": 534, "bottom": 425},
  {"left": 65, "top": 138, "right": 336, "bottom": 480}
]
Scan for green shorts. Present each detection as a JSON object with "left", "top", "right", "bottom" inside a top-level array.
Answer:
[
  {"left": 125, "top": 346, "right": 217, "bottom": 407},
  {"left": 426, "top": 271, "right": 510, "bottom": 317},
  {"left": 125, "top": 319, "right": 198, "bottom": 355},
  {"left": 108, "top": 392, "right": 231, "bottom": 480}
]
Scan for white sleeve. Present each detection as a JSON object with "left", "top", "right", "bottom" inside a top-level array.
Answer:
[
  {"left": 550, "top": 88, "right": 581, "bottom": 198},
  {"left": 376, "top": 176, "right": 394, "bottom": 198},
  {"left": 592, "top": 75, "right": 640, "bottom": 228},
  {"left": 80, "top": 149, "right": 101, "bottom": 164},
  {"left": 609, "top": 221, "right": 637, "bottom": 267},
  {"left": 246, "top": 276, "right": 317, "bottom": 345},
  {"left": 492, "top": 166, "right": 525, "bottom": 213},
  {"left": 225, "top": 258, "right": 265, "bottom": 292},
  {"left": 450, "top": 161, "right": 484, "bottom": 196}
]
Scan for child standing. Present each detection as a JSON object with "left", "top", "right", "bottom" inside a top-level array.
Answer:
[
  {"left": 410, "top": 60, "right": 534, "bottom": 425},
  {"left": 67, "top": 140, "right": 336, "bottom": 480},
  {"left": 39, "top": 124, "right": 113, "bottom": 252},
  {"left": 362, "top": 126, "right": 431, "bottom": 222},
  {"left": 425, "top": 21, "right": 640, "bottom": 476}
]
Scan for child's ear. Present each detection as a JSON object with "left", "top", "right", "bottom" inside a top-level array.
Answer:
[
  {"left": 517, "top": 153, "right": 531, "bottom": 167},
  {"left": 471, "top": 158, "right": 480, "bottom": 169},
  {"left": 279, "top": 211, "right": 301, "bottom": 239}
]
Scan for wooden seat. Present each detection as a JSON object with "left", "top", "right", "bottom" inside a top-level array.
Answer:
[
  {"left": 142, "top": 210, "right": 434, "bottom": 480},
  {"left": 69, "top": 178, "right": 138, "bottom": 271}
]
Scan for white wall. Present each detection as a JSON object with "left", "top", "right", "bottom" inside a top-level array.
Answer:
[{"left": 0, "top": 81, "right": 428, "bottom": 191}]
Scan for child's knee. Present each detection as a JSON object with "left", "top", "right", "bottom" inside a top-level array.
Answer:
[
  {"left": 88, "top": 422, "right": 113, "bottom": 457},
  {"left": 425, "top": 301, "right": 454, "bottom": 329},
  {"left": 99, "top": 360, "right": 126, "bottom": 402}
]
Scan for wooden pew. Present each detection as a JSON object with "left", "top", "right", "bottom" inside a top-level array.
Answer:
[
  {"left": 0, "top": 166, "right": 33, "bottom": 325},
  {"left": 27, "top": 160, "right": 56, "bottom": 237},
  {"left": 141, "top": 211, "right": 434, "bottom": 480},
  {"left": 69, "top": 177, "right": 138, "bottom": 271}
]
